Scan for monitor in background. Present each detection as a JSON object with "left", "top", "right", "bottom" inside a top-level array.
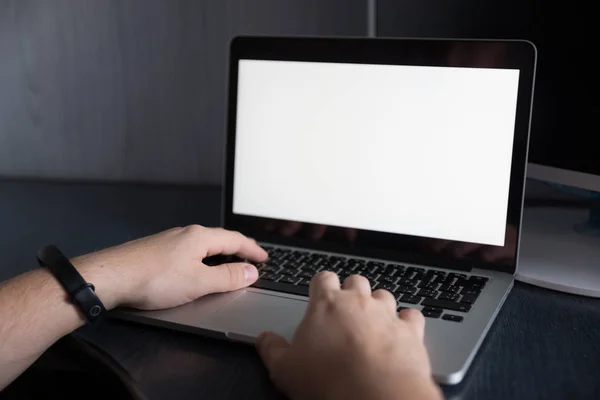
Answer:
[{"left": 376, "top": 0, "right": 600, "bottom": 297}]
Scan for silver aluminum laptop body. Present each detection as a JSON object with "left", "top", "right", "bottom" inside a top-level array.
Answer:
[{"left": 115, "top": 36, "right": 536, "bottom": 385}]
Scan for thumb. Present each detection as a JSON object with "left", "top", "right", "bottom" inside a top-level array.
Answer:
[
  {"left": 202, "top": 262, "right": 259, "bottom": 293},
  {"left": 256, "top": 331, "right": 290, "bottom": 374}
]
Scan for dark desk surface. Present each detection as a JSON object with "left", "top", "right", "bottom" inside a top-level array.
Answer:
[{"left": 2, "top": 180, "right": 599, "bottom": 400}]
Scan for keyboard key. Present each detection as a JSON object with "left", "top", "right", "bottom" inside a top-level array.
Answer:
[
  {"left": 279, "top": 268, "right": 299, "bottom": 276},
  {"left": 279, "top": 275, "right": 300, "bottom": 284},
  {"left": 438, "top": 284, "right": 461, "bottom": 294},
  {"left": 297, "top": 270, "right": 315, "bottom": 279},
  {"left": 380, "top": 275, "right": 399, "bottom": 284},
  {"left": 438, "top": 278, "right": 452, "bottom": 286},
  {"left": 470, "top": 284, "right": 485, "bottom": 293},
  {"left": 406, "top": 267, "right": 426, "bottom": 276},
  {"left": 259, "top": 265, "right": 281, "bottom": 273},
  {"left": 460, "top": 294, "right": 478, "bottom": 304},
  {"left": 439, "top": 274, "right": 457, "bottom": 285},
  {"left": 337, "top": 262, "right": 352, "bottom": 271},
  {"left": 418, "top": 281, "right": 439, "bottom": 290},
  {"left": 300, "top": 264, "right": 321, "bottom": 272},
  {"left": 367, "top": 261, "right": 384, "bottom": 268},
  {"left": 394, "top": 285, "right": 417, "bottom": 295},
  {"left": 461, "top": 288, "right": 481, "bottom": 297},
  {"left": 421, "top": 298, "right": 471, "bottom": 313},
  {"left": 455, "top": 278, "right": 469, "bottom": 287},
  {"left": 270, "top": 253, "right": 288, "bottom": 261},
  {"left": 377, "top": 283, "right": 397, "bottom": 292},
  {"left": 416, "top": 289, "right": 438, "bottom": 298},
  {"left": 438, "top": 292, "right": 460, "bottom": 302},
  {"left": 386, "top": 263, "right": 404, "bottom": 269},
  {"left": 398, "top": 278, "right": 418, "bottom": 287},
  {"left": 422, "top": 306, "right": 442, "bottom": 318},
  {"left": 266, "top": 259, "right": 284, "bottom": 267},
  {"left": 252, "top": 279, "right": 309, "bottom": 296},
  {"left": 309, "top": 254, "right": 328, "bottom": 262},
  {"left": 442, "top": 314, "right": 464, "bottom": 322},
  {"left": 352, "top": 264, "right": 368, "bottom": 273},
  {"left": 427, "top": 273, "right": 446, "bottom": 283},
  {"left": 336, "top": 262, "right": 351, "bottom": 271},
  {"left": 398, "top": 294, "right": 422, "bottom": 304},
  {"left": 469, "top": 276, "right": 488, "bottom": 284},
  {"left": 381, "top": 267, "right": 400, "bottom": 277},
  {"left": 426, "top": 269, "right": 446, "bottom": 277},
  {"left": 412, "top": 273, "right": 426, "bottom": 281},
  {"left": 261, "top": 273, "right": 283, "bottom": 281},
  {"left": 362, "top": 272, "right": 379, "bottom": 281},
  {"left": 457, "top": 278, "right": 486, "bottom": 290},
  {"left": 297, "top": 278, "right": 311, "bottom": 286}
]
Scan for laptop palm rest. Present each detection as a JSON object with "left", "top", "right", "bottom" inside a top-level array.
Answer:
[{"left": 200, "top": 291, "right": 307, "bottom": 343}]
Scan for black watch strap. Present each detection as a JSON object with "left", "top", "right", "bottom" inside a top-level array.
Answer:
[{"left": 37, "top": 245, "right": 106, "bottom": 323}]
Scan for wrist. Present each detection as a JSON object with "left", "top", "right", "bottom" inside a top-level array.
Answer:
[{"left": 71, "top": 255, "right": 126, "bottom": 311}]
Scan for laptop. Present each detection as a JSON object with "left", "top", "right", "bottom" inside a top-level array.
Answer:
[{"left": 116, "top": 36, "right": 536, "bottom": 385}]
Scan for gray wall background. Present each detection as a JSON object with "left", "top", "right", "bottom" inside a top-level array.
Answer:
[{"left": 0, "top": 0, "right": 367, "bottom": 185}]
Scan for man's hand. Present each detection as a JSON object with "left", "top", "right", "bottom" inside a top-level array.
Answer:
[
  {"left": 73, "top": 225, "right": 268, "bottom": 310},
  {"left": 256, "top": 272, "right": 443, "bottom": 400},
  {"left": 0, "top": 225, "right": 267, "bottom": 389}
]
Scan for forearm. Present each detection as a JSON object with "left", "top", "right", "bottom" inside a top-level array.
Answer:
[{"left": 0, "top": 260, "right": 121, "bottom": 390}]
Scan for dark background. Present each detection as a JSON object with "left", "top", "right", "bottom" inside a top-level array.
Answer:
[{"left": 0, "top": 0, "right": 366, "bottom": 185}]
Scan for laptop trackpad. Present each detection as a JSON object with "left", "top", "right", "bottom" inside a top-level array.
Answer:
[{"left": 200, "top": 291, "right": 307, "bottom": 343}]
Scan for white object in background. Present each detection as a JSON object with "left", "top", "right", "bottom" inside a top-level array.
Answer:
[{"left": 517, "top": 207, "right": 600, "bottom": 297}]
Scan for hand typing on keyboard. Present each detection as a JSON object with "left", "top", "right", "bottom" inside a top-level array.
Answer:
[
  {"left": 256, "top": 272, "right": 443, "bottom": 400},
  {"left": 0, "top": 225, "right": 269, "bottom": 390}
]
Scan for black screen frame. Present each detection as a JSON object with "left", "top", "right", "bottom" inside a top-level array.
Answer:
[{"left": 224, "top": 36, "right": 536, "bottom": 275}]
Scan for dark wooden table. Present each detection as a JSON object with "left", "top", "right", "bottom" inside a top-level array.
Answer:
[{"left": 2, "top": 180, "right": 599, "bottom": 400}]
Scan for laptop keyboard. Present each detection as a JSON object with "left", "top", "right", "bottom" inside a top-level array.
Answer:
[{"left": 251, "top": 246, "right": 488, "bottom": 321}]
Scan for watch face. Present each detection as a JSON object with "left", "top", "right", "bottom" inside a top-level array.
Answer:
[{"left": 90, "top": 305, "right": 102, "bottom": 316}]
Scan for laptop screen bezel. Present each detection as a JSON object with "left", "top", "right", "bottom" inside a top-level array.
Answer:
[{"left": 223, "top": 36, "right": 536, "bottom": 275}]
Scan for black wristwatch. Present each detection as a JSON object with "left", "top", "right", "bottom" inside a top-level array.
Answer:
[{"left": 37, "top": 245, "right": 106, "bottom": 323}]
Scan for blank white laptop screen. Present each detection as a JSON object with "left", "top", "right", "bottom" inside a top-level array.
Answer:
[{"left": 233, "top": 59, "right": 520, "bottom": 246}]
